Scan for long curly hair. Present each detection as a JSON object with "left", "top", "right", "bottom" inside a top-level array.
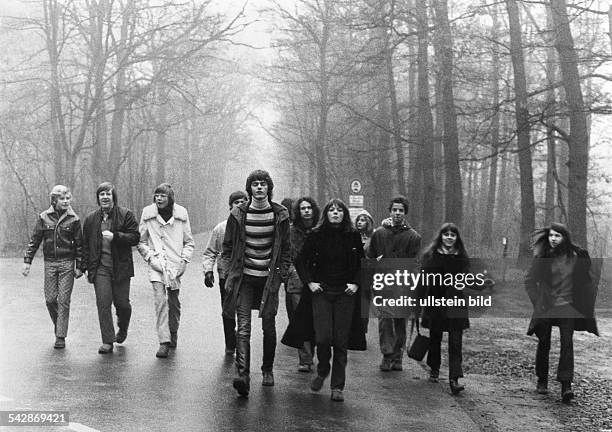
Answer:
[
  {"left": 292, "top": 196, "right": 320, "bottom": 230},
  {"left": 531, "top": 222, "right": 577, "bottom": 258}
]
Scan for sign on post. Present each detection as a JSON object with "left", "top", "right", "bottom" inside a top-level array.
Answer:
[{"left": 349, "top": 178, "right": 364, "bottom": 222}]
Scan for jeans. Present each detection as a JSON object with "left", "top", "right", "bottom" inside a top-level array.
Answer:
[
  {"left": 220, "top": 279, "right": 236, "bottom": 351},
  {"left": 152, "top": 282, "right": 180, "bottom": 343},
  {"left": 378, "top": 318, "right": 407, "bottom": 362},
  {"left": 93, "top": 266, "right": 131, "bottom": 344},
  {"left": 535, "top": 318, "right": 574, "bottom": 382},
  {"left": 312, "top": 291, "right": 355, "bottom": 390},
  {"left": 43, "top": 260, "right": 75, "bottom": 337},
  {"left": 235, "top": 275, "right": 276, "bottom": 377},
  {"left": 427, "top": 321, "right": 464, "bottom": 380}
]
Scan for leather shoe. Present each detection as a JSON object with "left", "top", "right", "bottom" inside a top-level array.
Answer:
[
  {"left": 391, "top": 360, "right": 403, "bottom": 371},
  {"left": 450, "top": 379, "right": 465, "bottom": 395},
  {"left": 115, "top": 330, "right": 127, "bottom": 344},
  {"left": 310, "top": 375, "right": 325, "bottom": 392},
  {"left": 331, "top": 389, "right": 344, "bottom": 402},
  {"left": 262, "top": 371, "right": 274, "bottom": 386},
  {"left": 379, "top": 359, "right": 392, "bottom": 372},
  {"left": 156, "top": 343, "right": 170, "bottom": 358},
  {"left": 561, "top": 381, "right": 574, "bottom": 403},
  {"left": 429, "top": 370, "right": 439, "bottom": 383},
  {"left": 233, "top": 376, "right": 250, "bottom": 397},
  {"left": 98, "top": 343, "right": 113, "bottom": 354},
  {"left": 54, "top": 337, "right": 65, "bottom": 349},
  {"left": 536, "top": 380, "right": 548, "bottom": 395}
]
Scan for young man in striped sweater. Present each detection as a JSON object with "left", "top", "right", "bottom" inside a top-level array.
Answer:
[{"left": 219, "top": 170, "right": 291, "bottom": 397}]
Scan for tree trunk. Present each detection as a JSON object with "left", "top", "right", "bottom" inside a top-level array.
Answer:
[
  {"left": 43, "top": 0, "right": 67, "bottom": 185},
  {"left": 109, "top": 0, "right": 133, "bottom": 183},
  {"left": 432, "top": 0, "right": 462, "bottom": 228},
  {"left": 384, "top": 0, "right": 406, "bottom": 196},
  {"left": 544, "top": 5, "right": 558, "bottom": 225},
  {"left": 416, "top": 0, "right": 435, "bottom": 241},
  {"left": 505, "top": 0, "right": 536, "bottom": 260},
  {"left": 550, "top": 0, "right": 589, "bottom": 246},
  {"left": 315, "top": 1, "right": 331, "bottom": 206},
  {"left": 483, "top": 4, "right": 501, "bottom": 246}
]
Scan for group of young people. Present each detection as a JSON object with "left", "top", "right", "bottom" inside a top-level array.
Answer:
[{"left": 23, "top": 169, "right": 598, "bottom": 404}]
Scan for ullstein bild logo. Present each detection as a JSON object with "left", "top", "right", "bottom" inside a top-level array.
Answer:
[{"left": 360, "top": 258, "right": 492, "bottom": 318}]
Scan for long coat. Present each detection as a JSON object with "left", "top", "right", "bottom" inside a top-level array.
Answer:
[
  {"left": 420, "top": 250, "right": 470, "bottom": 331},
  {"left": 137, "top": 203, "right": 195, "bottom": 289},
  {"left": 283, "top": 228, "right": 367, "bottom": 351},
  {"left": 525, "top": 247, "right": 598, "bottom": 336},
  {"left": 219, "top": 201, "right": 291, "bottom": 319}
]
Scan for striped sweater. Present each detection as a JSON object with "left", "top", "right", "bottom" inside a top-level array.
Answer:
[{"left": 243, "top": 205, "right": 275, "bottom": 277}]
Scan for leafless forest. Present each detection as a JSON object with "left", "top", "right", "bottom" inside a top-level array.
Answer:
[{"left": 1, "top": 0, "right": 610, "bottom": 259}]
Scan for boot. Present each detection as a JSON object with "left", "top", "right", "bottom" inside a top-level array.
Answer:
[
  {"left": 262, "top": 371, "right": 274, "bottom": 386},
  {"left": 450, "top": 379, "right": 465, "bottom": 395},
  {"left": 379, "top": 358, "right": 392, "bottom": 372},
  {"left": 536, "top": 380, "right": 548, "bottom": 395},
  {"left": 429, "top": 369, "right": 439, "bottom": 383},
  {"left": 116, "top": 329, "right": 128, "bottom": 344},
  {"left": 54, "top": 336, "right": 65, "bottom": 349},
  {"left": 233, "top": 375, "right": 250, "bottom": 397},
  {"left": 561, "top": 381, "right": 574, "bottom": 403},
  {"left": 156, "top": 343, "right": 170, "bottom": 358}
]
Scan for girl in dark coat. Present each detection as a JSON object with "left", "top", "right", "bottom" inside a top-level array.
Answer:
[
  {"left": 525, "top": 222, "right": 598, "bottom": 402},
  {"left": 294, "top": 198, "right": 365, "bottom": 402},
  {"left": 419, "top": 223, "right": 470, "bottom": 395}
]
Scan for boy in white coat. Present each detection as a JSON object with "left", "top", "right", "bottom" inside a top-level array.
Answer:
[{"left": 138, "top": 183, "right": 195, "bottom": 358}]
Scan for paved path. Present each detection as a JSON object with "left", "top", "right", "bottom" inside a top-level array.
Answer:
[{"left": 0, "top": 233, "right": 480, "bottom": 431}]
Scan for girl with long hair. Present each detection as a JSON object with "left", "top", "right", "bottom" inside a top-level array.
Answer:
[
  {"left": 525, "top": 222, "right": 598, "bottom": 402},
  {"left": 419, "top": 222, "right": 470, "bottom": 395},
  {"left": 294, "top": 198, "right": 365, "bottom": 401}
]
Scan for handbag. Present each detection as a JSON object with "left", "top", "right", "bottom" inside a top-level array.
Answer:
[{"left": 407, "top": 318, "right": 429, "bottom": 361}]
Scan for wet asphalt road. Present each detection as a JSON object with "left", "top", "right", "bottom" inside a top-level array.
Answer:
[{"left": 0, "top": 234, "right": 479, "bottom": 431}]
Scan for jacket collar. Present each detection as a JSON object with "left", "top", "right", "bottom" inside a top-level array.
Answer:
[
  {"left": 231, "top": 200, "right": 289, "bottom": 224},
  {"left": 141, "top": 203, "right": 188, "bottom": 222},
  {"left": 40, "top": 205, "right": 77, "bottom": 222}
]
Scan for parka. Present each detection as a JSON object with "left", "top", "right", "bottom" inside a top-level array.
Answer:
[{"left": 219, "top": 201, "right": 291, "bottom": 319}]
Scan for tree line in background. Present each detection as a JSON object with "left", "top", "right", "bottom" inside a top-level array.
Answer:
[
  {"left": 0, "top": 0, "right": 253, "bottom": 251},
  {"left": 263, "top": 0, "right": 611, "bottom": 259},
  {"left": 1, "top": 0, "right": 611, "bottom": 260}
]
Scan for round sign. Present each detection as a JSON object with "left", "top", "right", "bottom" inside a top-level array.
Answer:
[{"left": 350, "top": 179, "right": 362, "bottom": 194}]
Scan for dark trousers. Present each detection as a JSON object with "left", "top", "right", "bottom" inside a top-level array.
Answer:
[
  {"left": 235, "top": 275, "right": 276, "bottom": 377},
  {"left": 286, "top": 290, "right": 314, "bottom": 365},
  {"left": 219, "top": 279, "right": 236, "bottom": 351},
  {"left": 427, "top": 321, "right": 464, "bottom": 380},
  {"left": 93, "top": 267, "right": 131, "bottom": 344},
  {"left": 534, "top": 318, "right": 574, "bottom": 383},
  {"left": 312, "top": 291, "right": 354, "bottom": 390},
  {"left": 378, "top": 318, "right": 407, "bottom": 362}
]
